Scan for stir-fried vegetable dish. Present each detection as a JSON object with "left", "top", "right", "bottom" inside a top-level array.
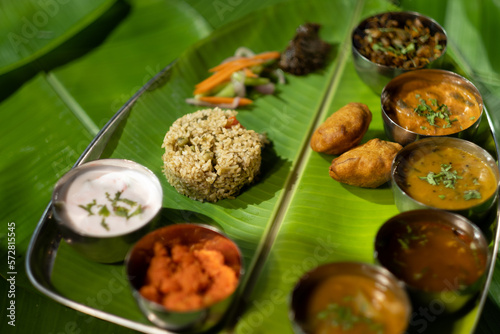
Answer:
[
  {"left": 354, "top": 13, "right": 446, "bottom": 69},
  {"left": 186, "top": 47, "right": 284, "bottom": 108}
]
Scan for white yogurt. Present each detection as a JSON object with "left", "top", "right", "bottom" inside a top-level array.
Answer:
[{"left": 60, "top": 163, "right": 162, "bottom": 237}]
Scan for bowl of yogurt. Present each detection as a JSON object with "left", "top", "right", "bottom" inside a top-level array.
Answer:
[{"left": 52, "top": 159, "right": 163, "bottom": 263}]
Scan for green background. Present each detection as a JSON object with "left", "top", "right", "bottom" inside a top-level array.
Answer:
[{"left": 1, "top": 0, "right": 500, "bottom": 333}]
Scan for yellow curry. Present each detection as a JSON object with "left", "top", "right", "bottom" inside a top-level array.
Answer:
[
  {"left": 305, "top": 275, "right": 408, "bottom": 334},
  {"left": 398, "top": 146, "right": 497, "bottom": 210}
]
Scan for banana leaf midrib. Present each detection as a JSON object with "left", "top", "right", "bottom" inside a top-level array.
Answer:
[{"left": 229, "top": 0, "right": 366, "bottom": 315}]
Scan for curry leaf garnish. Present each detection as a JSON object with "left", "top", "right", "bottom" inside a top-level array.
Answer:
[{"left": 419, "top": 164, "right": 462, "bottom": 189}]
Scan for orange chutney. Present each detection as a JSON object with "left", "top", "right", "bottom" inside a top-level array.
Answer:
[
  {"left": 305, "top": 275, "right": 408, "bottom": 334},
  {"left": 388, "top": 80, "right": 481, "bottom": 135},
  {"left": 376, "top": 220, "right": 487, "bottom": 292},
  {"left": 397, "top": 146, "right": 497, "bottom": 210}
]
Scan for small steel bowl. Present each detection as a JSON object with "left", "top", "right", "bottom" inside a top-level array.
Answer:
[
  {"left": 125, "top": 223, "right": 243, "bottom": 332},
  {"left": 289, "top": 262, "right": 411, "bottom": 334},
  {"left": 52, "top": 159, "right": 163, "bottom": 263},
  {"left": 374, "top": 209, "right": 490, "bottom": 315},
  {"left": 352, "top": 11, "right": 447, "bottom": 94},
  {"left": 381, "top": 69, "right": 484, "bottom": 146},
  {"left": 391, "top": 137, "right": 499, "bottom": 229}
]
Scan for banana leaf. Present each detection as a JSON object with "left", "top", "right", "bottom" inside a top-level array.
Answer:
[
  {"left": 0, "top": 0, "right": 115, "bottom": 74},
  {"left": 23, "top": 1, "right": 500, "bottom": 334},
  {"left": 2, "top": 0, "right": 500, "bottom": 333},
  {"left": 0, "top": 0, "right": 211, "bottom": 333}
]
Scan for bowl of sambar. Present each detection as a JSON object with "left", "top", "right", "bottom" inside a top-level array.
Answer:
[
  {"left": 289, "top": 262, "right": 411, "bottom": 334},
  {"left": 375, "top": 209, "right": 490, "bottom": 315},
  {"left": 391, "top": 137, "right": 499, "bottom": 229}
]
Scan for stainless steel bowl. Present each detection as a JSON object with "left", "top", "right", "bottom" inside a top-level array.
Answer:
[
  {"left": 374, "top": 209, "right": 490, "bottom": 315},
  {"left": 52, "top": 159, "right": 163, "bottom": 263},
  {"left": 289, "top": 262, "right": 411, "bottom": 334},
  {"left": 352, "top": 11, "right": 447, "bottom": 94},
  {"left": 381, "top": 69, "right": 484, "bottom": 146},
  {"left": 391, "top": 137, "right": 499, "bottom": 230},
  {"left": 125, "top": 223, "right": 243, "bottom": 332}
]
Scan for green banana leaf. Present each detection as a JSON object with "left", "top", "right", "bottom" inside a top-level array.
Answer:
[
  {"left": 2, "top": 0, "right": 500, "bottom": 333},
  {"left": 0, "top": 0, "right": 211, "bottom": 333},
  {"left": 0, "top": 0, "right": 115, "bottom": 74}
]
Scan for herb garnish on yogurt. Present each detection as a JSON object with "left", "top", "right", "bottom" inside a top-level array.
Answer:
[{"left": 78, "top": 190, "right": 145, "bottom": 231}]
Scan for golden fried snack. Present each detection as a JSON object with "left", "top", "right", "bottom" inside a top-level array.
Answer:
[
  {"left": 329, "top": 138, "right": 402, "bottom": 188},
  {"left": 310, "top": 102, "right": 372, "bottom": 155}
]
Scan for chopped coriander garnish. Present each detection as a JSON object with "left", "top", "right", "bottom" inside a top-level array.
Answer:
[
  {"left": 464, "top": 190, "right": 482, "bottom": 200},
  {"left": 100, "top": 219, "right": 110, "bottom": 231},
  {"left": 114, "top": 205, "right": 130, "bottom": 217},
  {"left": 316, "top": 301, "right": 384, "bottom": 333},
  {"left": 406, "top": 224, "right": 412, "bottom": 234},
  {"left": 419, "top": 164, "right": 463, "bottom": 189},
  {"left": 398, "top": 238, "right": 410, "bottom": 250},
  {"left": 78, "top": 199, "right": 96, "bottom": 216},
  {"left": 98, "top": 204, "right": 110, "bottom": 217},
  {"left": 78, "top": 190, "right": 144, "bottom": 231},
  {"left": 413, "top": 96, "right": 454, "bottom": 128}
]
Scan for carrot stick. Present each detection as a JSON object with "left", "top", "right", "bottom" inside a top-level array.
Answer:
[
  {"left": 244, "top": 68, "right": 258, "bottom": 78},
  {"left": 251, "top": 51, "right": 281, "bottom": 60},
  {"left": 194, "top": 59, "right": 263, "bottom": 95},
  {"left": 195, "top": 51, "right": 281, "bottom": 95},
  {"left": 198, "top": 96, "right": 253, "bottom": 107},
  {"left": 208, "top": 51, "right": 281, "bottom": 72}
]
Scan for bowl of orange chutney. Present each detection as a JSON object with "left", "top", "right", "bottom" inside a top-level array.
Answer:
[
  {"left": 381, "top": 69, "right": 483, "bottom": 146},
  {"left": 375, "top": 210, "right": 490, "bottom": 314},
  {"left": 125, "top": 223, "right": 243, "bottom": 332},
  {"left": 391, "top": 137, "right": 499, "bottom": 227},
  {"left": 289, "top": 262, "right": 411, "bottom": 334}
]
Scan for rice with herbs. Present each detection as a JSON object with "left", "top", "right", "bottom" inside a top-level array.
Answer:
[{"left": 161, "top": 108, "right": 267, "bottom": 202}]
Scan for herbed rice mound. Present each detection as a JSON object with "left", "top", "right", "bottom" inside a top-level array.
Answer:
[{"left": 161, "top": 108, "right": 267, "bottom": 202}]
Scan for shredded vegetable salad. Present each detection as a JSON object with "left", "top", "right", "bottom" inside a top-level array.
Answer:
[{"left": 186, "top": 47, "right": 285, "bottom": 109}]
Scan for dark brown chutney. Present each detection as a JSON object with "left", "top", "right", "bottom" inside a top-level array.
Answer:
[{"left": 279, "top": 23, "right": 331, "bottom": 75}]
